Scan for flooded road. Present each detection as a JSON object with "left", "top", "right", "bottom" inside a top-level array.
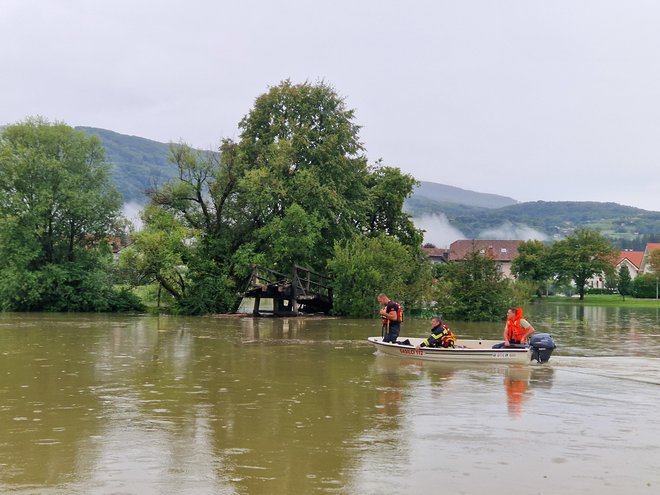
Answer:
[{"left": 0, "top": 305, "right": 658, "bottom": 494}]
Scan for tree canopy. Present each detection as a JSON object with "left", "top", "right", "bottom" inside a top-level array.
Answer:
[
  {"left": 648, "top": 249, "right": 660, "bottom": 275},
  {"left": 122, "top": 80, "right": 421, "bottom": 314},
  {"left": 548, "top": 229, "right": 616, "bottom": 300},
  {"left": 510, "top": 239, "right": 552, "bottom": 296},
  {"left": 432, "top": 251, "right": 511, "bottom": 321},
  {"left": 617, "top": 265, "right": 632, "bottom": 300},
  {"left": 328, "top": 235, "right": 432, "bottom": 318},
  {"left": 0, "top": 118, "right": 141, "bottom": 311}
]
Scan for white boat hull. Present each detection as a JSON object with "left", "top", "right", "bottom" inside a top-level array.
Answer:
[{"left": 368, "top": 336, "right": 532, "bottom": 365}]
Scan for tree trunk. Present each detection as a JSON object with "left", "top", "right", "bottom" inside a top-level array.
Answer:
[{"left": 156, "top": 275, "right": 182, "bottom": 301}]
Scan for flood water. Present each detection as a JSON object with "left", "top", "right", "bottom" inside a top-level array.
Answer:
[{"left": 1, "top": 304, "right": 659, "bottom": 494}]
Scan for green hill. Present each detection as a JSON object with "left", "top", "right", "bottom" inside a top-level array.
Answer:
[
  {"left": 412, "top": 181, "right": 517, "bottom": 209},
  {"left": 76, "top": 126, "right": 178, "bottom": 203},
  {"left": 406, "top": 199, "right": 660, "bottom": 241}
]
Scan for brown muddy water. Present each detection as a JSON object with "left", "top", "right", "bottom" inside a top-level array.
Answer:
[{"left": 1, "top": 304, "right": 659, "bottom": 494}]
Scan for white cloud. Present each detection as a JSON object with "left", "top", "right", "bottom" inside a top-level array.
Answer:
[
  {"left": 478, "top": 221, "right": 547, "bottom": 241},
  {"left": 414, "top": 214, "right": 466, "bottom": 248},
  {"left": 122, "top": 202, "right": 144, "bottom": 231}
]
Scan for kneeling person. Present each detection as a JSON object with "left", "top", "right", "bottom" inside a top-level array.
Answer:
[{"left": 417, "top": 317, "right": 456, "bottom": 349}]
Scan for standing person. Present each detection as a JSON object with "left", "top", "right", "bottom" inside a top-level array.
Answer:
[
  {"left": 377, "top": 293, "right": 403, "bottom": 343},
  {"left": 503, "top": 307, "right": 535, "bottom": 346},
  {"left": 416, "top": 316, "right": 456, "bottom": 349}
]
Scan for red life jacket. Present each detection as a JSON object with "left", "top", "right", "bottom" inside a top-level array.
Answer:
[
  {"left": 382, "top": 301, "right": 403, "bottom": 325},
  {"left": 436, "top": 324, "right": 456, "bottom": 348},
  {"left": 506, "top": 307, "right": 527, "bottom": 342}
]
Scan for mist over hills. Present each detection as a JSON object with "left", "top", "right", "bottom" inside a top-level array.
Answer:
[{"left": 74, "top": 127, "right": 660, "bottom": 245}]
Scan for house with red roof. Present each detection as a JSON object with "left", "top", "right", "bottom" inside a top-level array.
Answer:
[
  {"left": 447, "top": 240, "right": 522, "bottom": 279},
  {"left": 589, "top": 244, "right": 657, "bottom": 290},
  {"left": 614, "top": 250, "right": 644, "bottom": 280},
  {"left": 641, "top": 243, "right": 660, "bottom": 274}
]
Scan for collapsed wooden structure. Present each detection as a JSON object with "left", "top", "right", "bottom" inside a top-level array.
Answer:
[{"left": 242, "top": 265, "right": 333, "bottom": 316}]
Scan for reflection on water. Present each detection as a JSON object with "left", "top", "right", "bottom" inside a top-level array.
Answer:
[
  {"left": 0, "top": 305, "right": 658, "bottom": 494},
  {"left": 504, "top": 366, "right": 531, "bottom": 417}
]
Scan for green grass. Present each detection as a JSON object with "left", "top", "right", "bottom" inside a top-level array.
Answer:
[{"left": 542, "top": 294, "right": 660, "bottom": 308}]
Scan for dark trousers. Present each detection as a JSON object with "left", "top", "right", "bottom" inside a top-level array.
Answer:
[{"left": 383, "top": 325, "right": 400, "bottom": 343}]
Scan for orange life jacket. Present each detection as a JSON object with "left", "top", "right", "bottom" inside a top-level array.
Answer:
[{"left": 506, "top": 307, "right": 527, "bottom": 342}]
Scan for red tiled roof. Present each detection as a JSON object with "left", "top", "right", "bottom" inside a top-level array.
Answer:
[
  {"left": 615, "top": 251, "right": 644, "bottom": 269},
  {"left": 448, "top": 240, "right": 522, "bottom": 262}
]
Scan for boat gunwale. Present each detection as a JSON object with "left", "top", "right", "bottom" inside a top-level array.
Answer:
[{"left": 367, "top": 336, "right": 530, "bottom": 354}]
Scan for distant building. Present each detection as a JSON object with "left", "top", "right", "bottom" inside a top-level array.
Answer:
[
  {"left": 641, "top": 243, "right": 660, "bottom": 274},
  {"left": 447, "top": 240, "right": 522, "bottom": 279},
  {"left": 614, "top": 250, "right": 644, "bottom": 280},
  {"left": 590, "top": 245, "right": 653, "bottom": 290},
  {"left": 422, "top": 246, "right": 448, "bottom": 264}
]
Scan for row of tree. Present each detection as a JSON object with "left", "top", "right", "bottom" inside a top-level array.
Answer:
[{"left": 512, "top": 230, "right": 660, "bottom": 300}]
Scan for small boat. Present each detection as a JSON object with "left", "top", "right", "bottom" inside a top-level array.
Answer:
[{"left": 367, "top": 333, "right": 556, "bottom": 364}]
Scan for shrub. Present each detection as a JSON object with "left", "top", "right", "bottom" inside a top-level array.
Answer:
[{"left": 632, "top": 274, "right": 659, "bottom": 299}]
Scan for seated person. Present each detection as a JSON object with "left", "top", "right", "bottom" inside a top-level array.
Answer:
[
  {"left": 417, "top": 317, "right": 456, "bottom": 349},
  {"left": 493, "top": 306, "right": 535, "bottom": 348},
  {"left": 503, "top": 306, "right": 535, "bottom": 346}
]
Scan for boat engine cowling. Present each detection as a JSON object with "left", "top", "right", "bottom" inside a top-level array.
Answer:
[{"left": 529, "top": 333, "right": 556, "bottom": 363}]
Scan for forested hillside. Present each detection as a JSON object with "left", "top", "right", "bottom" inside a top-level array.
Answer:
[
  {"left": 76, "top": 127, "right": 177, "bottom": 203},
  {"left": 446, "top": 201, "right": 660, "bottom": 239}
]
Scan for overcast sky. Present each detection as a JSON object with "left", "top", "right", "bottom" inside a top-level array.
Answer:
[{"left": 2, "top": 0, "right": 659, "bottom": 211}]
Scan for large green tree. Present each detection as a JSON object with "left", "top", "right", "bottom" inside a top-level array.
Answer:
[
  {"left": 432, "top": 252, "right": 511, "bottom": 321},
  {"left": 130, "top": 81, "right": 420, "bottom": 313},
  {"left": 0, "top": 118, "right": 138, "bottom": 311},
  {"left": 510, "top": 239, "right": 552, "bottom": 297},
  {"left": 548, "top": 229, "right": 617, "bottom": 300},
  {"left": 327, "top": 234, "right": 432, "bottom": 318}
]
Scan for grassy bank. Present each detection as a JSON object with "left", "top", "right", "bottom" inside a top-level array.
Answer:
[{"left": 541, "top": 294, "right": 660, "bottom": 308}]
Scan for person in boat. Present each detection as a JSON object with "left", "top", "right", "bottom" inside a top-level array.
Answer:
[
  {"left": 503, "top": 306, "right": 535, "bottom": 346},
  {"left": 377, "top": 293, "right": 403, "bottom": 343},
  {"left": 416, "top": 316, "right": 456, "bottom": 349}
]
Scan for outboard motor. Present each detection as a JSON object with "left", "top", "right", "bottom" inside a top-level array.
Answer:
[{"left": 529, "top": 333, "right": 556, "bottom": 363}]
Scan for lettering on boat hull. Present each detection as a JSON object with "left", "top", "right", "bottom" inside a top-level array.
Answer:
[{"left": 399, "top": 348, "right": 424, "bottom": 356}]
